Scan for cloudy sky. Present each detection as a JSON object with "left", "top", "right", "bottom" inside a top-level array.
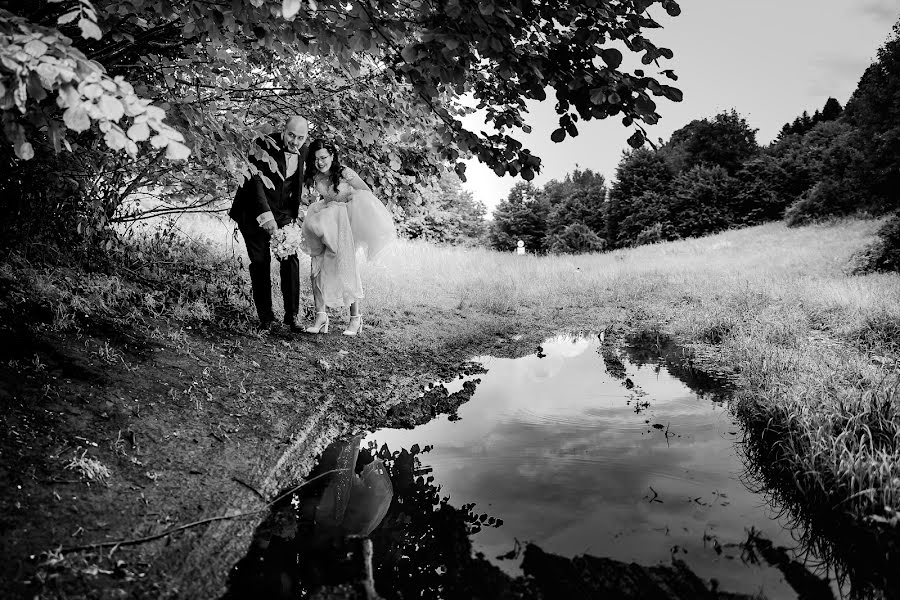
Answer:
[{"left": 460, "top": 0, "right": 900, "bottom": 216}]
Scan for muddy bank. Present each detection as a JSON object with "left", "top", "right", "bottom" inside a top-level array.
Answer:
[{"left": 0, "top": 305, "right": 551, "bottom": 599}]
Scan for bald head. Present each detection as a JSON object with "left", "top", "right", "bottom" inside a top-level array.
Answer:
[{"left": 283, "top": 116, "right": 308, "bottom": 153}]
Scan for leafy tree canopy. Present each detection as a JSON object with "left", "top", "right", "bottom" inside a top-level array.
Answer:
[
  {"left": 545, "top": 167, "right": 606, "bottom": 238},
  {"left": 398, "top": 171, "right": 487, "bottom": 245},
  {"left": 489, "top": 180, "right": 548, "bottom": 252},
  {"left": 1, "top": 0, "right": 683, "bottom": 215},
  {"left": 661, "top": 109, "right": 758, "bottom": 175},
  {"left": 776, "top": 97, "right": 843, "bottom": 139}
]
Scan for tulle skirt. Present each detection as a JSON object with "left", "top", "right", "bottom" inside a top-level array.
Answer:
[{"left": 300, "top": 189, "right": 396, "bottom": 308}]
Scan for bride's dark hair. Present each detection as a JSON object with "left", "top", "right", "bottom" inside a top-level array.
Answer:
[{"left": 304, "top": 139, "right": 342, "bottom": 193}]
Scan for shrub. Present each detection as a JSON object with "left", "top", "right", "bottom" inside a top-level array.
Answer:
[
  {"left": 615, "top": 190, "right": 673, "bottom": 247},
  {"left": 634, "top": 222, "right": 676, "bottom": 246},
  {"left": 546, "top": 222, "right": 606, "bottom": 254},
  {"left": 733, "top": 155, "right": 793, "bottom": 224},
  {"left": 784, "top": 178, "right": 853, "bottom": 226},
  {"left": 668, "top": 164, "right": 739, "bottom": 238},
  {"left": 848, "top": 214, "right": 900, "bottom": 273}
]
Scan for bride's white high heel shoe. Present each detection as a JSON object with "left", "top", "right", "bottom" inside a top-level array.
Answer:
[
  {"left": 343, "top": 315, "right": 363, "bottom": 336},
  {"left": 305, "top": 311, "right": 329, "bottom": 334}
]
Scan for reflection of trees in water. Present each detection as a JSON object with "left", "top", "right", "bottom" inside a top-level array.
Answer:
[
  {"left": 381, "top": 367, "right": 484, "bottom": 430},
  {"left": 614, "top": 331, "right": 734, "bottom": 402},
  {"left": 366, "top": 441, "right": 520, "bottom": 599},
  {"left": 738, "top": 421, "right": 900, "bottom": 600}
]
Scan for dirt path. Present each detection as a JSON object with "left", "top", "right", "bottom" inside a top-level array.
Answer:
[{"left": 0, "top": 306, "right": 555, "bottom": 599}]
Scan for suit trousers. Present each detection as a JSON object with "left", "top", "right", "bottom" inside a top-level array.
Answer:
[{"left": 239, "top": 223, "right": 300, "bottom": 324}]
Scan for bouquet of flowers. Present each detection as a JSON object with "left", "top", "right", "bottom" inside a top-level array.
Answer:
[{"left": 271, "top": 219, "right": 305, "bottom": 259}]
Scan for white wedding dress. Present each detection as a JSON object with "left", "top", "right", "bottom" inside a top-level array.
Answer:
[{"left": 300, "top": 167, "right": 396, "bottom": 308}]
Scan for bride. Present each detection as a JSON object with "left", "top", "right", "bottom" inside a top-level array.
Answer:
[{"left": 299, "top": 139, "right": 397, "bottom": 336}]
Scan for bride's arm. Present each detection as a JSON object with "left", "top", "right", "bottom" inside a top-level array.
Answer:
[{"left": 341, "top": 167, "right": 372, "bottom": 192}]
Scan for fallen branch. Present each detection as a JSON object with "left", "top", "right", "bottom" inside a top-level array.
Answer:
[
  {"left": 59, "top": 468, "right": 347, "bottom": 553},
  {"left": 232, "top": 476, "right": 266, "bottom": 501}
]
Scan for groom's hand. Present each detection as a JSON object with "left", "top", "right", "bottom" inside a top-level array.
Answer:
[{"left": 262, "top": 219, "right": 277, "bottom": 235}]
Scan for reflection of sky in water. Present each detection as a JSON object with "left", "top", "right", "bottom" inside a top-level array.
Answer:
[{"left": 364, "top": 335, "right": 809, "bottom": 599}]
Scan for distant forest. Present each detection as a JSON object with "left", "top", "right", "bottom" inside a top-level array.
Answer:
[{"left": 486, "top": 19, "right": 900, "bottom": 272}]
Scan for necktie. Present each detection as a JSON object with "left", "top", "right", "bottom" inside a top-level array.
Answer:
[{"left": 284, "top": 153, "right": 298, "bottom": 178}]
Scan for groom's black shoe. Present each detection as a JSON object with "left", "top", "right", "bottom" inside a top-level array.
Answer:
[
  {"left": 257, "top": 320, "right": 280, "bottom": 333},
  {"left": 284, "top": 315, "right": 305, "bottom": 333}
]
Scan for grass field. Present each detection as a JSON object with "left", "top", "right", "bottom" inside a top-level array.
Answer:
[{"left": 130, "top": 213, "right": 900, "bottom": 532}]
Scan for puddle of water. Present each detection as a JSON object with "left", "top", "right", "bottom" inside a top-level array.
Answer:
[{"left": 224, "top": 333, "right": 838, "bottom": 600}]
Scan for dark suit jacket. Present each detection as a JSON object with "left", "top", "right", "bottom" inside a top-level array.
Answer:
[{"left": 230, "top": 135, "right": 308, "bottom": 229}]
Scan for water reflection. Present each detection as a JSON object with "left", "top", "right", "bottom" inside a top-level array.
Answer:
[
  {"left": 223, "top": 435, "right": 393, "bottom": 599},
  {"left": 364, "top": 333, "right": 806, "bottom": 597},
  {"left": 225, "top": 334, "right": 840, "bottom": 599}
]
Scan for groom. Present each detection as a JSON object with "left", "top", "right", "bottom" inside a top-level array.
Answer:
[{"left": 230, "top": 116, "right": 309, "bottom": 332}]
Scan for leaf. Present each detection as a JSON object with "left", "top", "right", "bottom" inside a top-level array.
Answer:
[
  {"left": 165, "top": 140, "right": 191, "bottom": 160},
  {"left": 127, "top": 121, "right": 151, "bottom": 141},
  {"left": 78, "top": 18, "right": 102, "bottom": 40},
  {"left": 63, "top": 104, "right": 91, "bottom": 132},
  {"left": 15, "top": 140, "right": 34, "bottom": 160},
  {"left": 401, "top": 44, "right": 418, "bottom": 63},
  {"left": 664, "top": 1, "right": 681, "bottom": 16},
  {"left": 160, "top": 126, "right": 184, "bottom": 143},
  {"left": 635, "top": 94, "right": 656, "bottom": 114},
  {"left": 81, "top": 82, "right": 104, "bottom": 99},
  {"left": 282, "top": 0, "right": 301, "bottom": 19},
  {"left": 446, "top": 0, "right": 462, "bottom": 18},
  {"left": 627, "top": 130, "right": 644, "bottom": 148},
  {"left": 454, "top": 161, "right": 467, "bottom": 182},
  {"left": 104, "top": 127, "right": 129, "bottom": 151},
  {"left": 662, "top": 86, "right": 683, "bottom": 102},
  {"left": 26, "top": 72, "right": 47, "bottom": 102},
  {"left": 550, "top": 128, "right": 566, "bottom": 143},
  {"left": 36, "top": 62, "right": 61, "bottom": 88},
  {"left": 48, "top": 120, "right": 66, "bottom": 153},
  {"left": 149, "top": 134, "right": 169, "bottom": 149},
  {"left": 57, "top": 10, "right": 80, "bottom": 24},
  {"left": 98, "top": 95, "right": 125, "bottom": 121},
  {"left": 23, "top": 40, "right": 49, "bottom": 58},
  {"left": 601, "top": 48, "right": 623, "bottom": 69},
  {"left": 56, "top": 83, "right": 81, "bottom": 108}
]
